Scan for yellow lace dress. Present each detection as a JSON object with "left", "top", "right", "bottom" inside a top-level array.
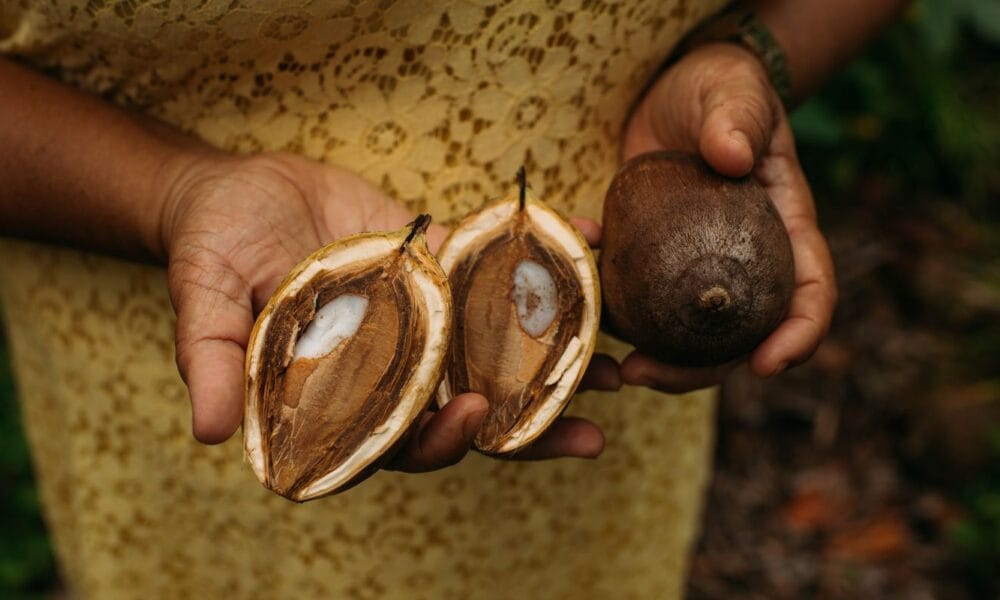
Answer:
[{"left": 0, "top": 1, "right": 725, "bottom": 597}]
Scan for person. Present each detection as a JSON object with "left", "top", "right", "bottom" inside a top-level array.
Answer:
[{"left": 0, "top": 1, "right": 906, "bottom": 597}]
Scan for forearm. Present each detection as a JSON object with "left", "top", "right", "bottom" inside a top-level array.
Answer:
[
  {"left": 0, "top": 57, "right": 212, "bottom": 262},
  {"left": 747, "top": 0, "right": 910, "bottom": 105}
]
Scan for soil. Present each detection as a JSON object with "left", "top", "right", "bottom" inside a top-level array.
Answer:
[{"left": 685, "top": 194, "right": 1000, "bottom": 599}]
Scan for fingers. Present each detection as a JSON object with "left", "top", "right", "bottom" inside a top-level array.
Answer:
[
  {"left": 750, "top": 127, "right": 837, "bottom": 377},
  {"left": 579, "top": 353, "right": 623, "bottom": 392},
  {"left": 625, "top": 43, "right": 782, "bottom": 175},
  {"left": 620, "top": 351, "right": 739, "bottom": 393},
  {"left": 569, "top": 217, "right": 602, "bottom": 248},
  {"left": 698, "top": 52, "right": 779, "bottom": 177},
  {"left": 425, "top": 223, "right": 450, "bottom": 254},
  {"left": 750, "top": 219, "right": 837, "bottom": 377},
  {"left": 387, "top": 393, "right": 488, "bottom": 473},
  {"left": 506, "top": 417, "right": 605, "bottom": 460},
  {"left": 169, "top": 250, "right": 253, "bottom": 444},
  {"left": 618, "top": 44, "right": 833, "bottom": 386},
  {"left": 390, "top": 344, "right": 614, "bottom": 468},
  {"left": 391, "top": 394, "right": 608, "bottom": 469}
]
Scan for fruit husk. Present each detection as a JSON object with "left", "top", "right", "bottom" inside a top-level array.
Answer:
[
  {"left": 436, "top": 182, "right": 601, "bottom": 454},
  {"left": 243, "top": 217, "right": 451, "bottom": 501},
  {"left": 600, "top": 151, "right": 795, "bottom": 366}
]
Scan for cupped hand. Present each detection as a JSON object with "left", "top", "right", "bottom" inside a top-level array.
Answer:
[
  {"left": 158, "top": 151, "right": 613, "bottom": 470},
  {"left": 620, "top": 42, "right": 837, "bottom": 392}
]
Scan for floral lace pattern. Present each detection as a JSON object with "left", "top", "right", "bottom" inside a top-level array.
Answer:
[{"left": 0, "top": 1, "right": 724, "bottom": 597}]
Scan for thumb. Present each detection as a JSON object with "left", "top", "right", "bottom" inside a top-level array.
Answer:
[
  {"left": 169, "top": 252, "right": 253, "bottom": 444},
  {"left": 387, "top": 393, "right": 489, "bottom": 472},
  {"left": 697, "top": 56, "right": 780, "bottom": 177}
]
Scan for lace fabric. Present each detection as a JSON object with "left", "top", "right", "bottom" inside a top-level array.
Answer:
[{"left": 0, "top": 1, "right": 725, "bottom": 597}]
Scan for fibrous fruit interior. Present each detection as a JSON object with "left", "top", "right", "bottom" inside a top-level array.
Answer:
[
  {"left": 438, "top": 193, "right": 599, "bottom": 454},
  {"left": 244, "top": 221, "right": 449, "bottom": 501},
  {"left": 260, "top": 259, "right": 424, "bottom": 497}
]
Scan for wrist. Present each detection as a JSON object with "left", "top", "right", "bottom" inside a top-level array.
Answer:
[
  {"left": 150, "top": 141, "right": 230, "bottom": 263},
  {"left": 0, "top": 58, "right": 226, "bottom": 263}
]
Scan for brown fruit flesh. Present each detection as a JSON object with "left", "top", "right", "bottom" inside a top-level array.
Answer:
[
  {"left": 600, "top": 152, "right": 794, "bottom": 366},
  {"left": 435, "top": 182, "right": 601, "bottom": 456},
  {"left": 447, "top": 221, "right": 585, "bottom": 452},
  {"left": 244, "top": 216, "right": 452, "bottom": 501},
  {"left": 256, "top": 259, "right": 426, "bottom": 498}
]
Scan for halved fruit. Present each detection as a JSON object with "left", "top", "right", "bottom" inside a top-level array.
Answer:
[
  {"left": 436, "top": 171, "right": 600, "bottom": 454},
  {"left": 243, "top": 216, "right": 451, "bottom": 501}
]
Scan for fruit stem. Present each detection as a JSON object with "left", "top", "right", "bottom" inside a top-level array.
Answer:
[
  {"left": 517, "top": 166, "right": 526, "bottom": 211},
  {"left": 698, "top": 285, "right": 732, "bottom": 312},
  {"left": 402, "top": 214, "right": 432, "bottom": 252}
]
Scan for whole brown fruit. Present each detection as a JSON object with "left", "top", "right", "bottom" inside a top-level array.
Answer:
[{"left": 600, "top": 152, "right": 795, "bottom": 367}]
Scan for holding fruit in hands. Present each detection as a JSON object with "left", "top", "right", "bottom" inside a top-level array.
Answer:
[
  {"left": 0, "top": 1, "right": 908, "bottom": 597},
  {"left": 618, "top": 39, "right": 838, "bottom": 391}
]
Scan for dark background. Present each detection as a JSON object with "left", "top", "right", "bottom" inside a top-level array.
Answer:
[{"left": 2, "top": 0, "right": 998, "bottom": 597}]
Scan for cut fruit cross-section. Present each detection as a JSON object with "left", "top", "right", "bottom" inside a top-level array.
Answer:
[
  {"left": 436, "top": 170, "right": 600, "bottom": 454},
  {"left": 243, "top": 216, "right": 451, "bottom": 501}
]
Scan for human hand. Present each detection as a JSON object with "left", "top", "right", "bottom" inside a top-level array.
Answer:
[
  {"left": 158, "top": 151, "right": 612, "bottom": 469},
  {"left": 619, "top": 42, "right": 837, "bottom": 392}
]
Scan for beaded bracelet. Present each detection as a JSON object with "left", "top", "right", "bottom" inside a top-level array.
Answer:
[{"left": 679, "top": 8, "right": 793, "bottom": 110}]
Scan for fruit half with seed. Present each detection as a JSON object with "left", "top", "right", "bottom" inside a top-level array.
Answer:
[
  {"left": 436, "top": 171, "right": 600, "bottom": 455},
  {"left": 243, "top": 216, "right": 451, "bottom": 501},
  {"left": 601, "top": 152, "right": 795, "bottom": 367}
]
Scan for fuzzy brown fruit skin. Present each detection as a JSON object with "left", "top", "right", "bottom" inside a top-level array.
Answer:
[{"left": 600, "top": 152, "right": 795, "bottom": 367}]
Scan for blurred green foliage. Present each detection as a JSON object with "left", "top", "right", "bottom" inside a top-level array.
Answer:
[
  {"left": 792, "top": 0, "right": 1000, "bottom": 214},
  {"left": 792, "top": 0, "right": 999, "bottom": 594}
]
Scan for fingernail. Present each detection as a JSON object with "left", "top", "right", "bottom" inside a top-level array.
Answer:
[
  {"left": 729, "top": 129, "right": 749, "bottom": 145},
  {"left": 770, "top": 362, "right": 788, "bottom": 378},
  {"left": 729, "top": 130, "right": 756, "bottom": 165}
]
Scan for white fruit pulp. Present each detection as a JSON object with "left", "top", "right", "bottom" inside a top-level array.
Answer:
[
  {"left": 512, "top": 260, "right": 558, "bottom": 338},
  {"left": 434, "top": 198, "right": 599, "bottom": 453},
  {"left": 292, "top": 294, "right": 369, "bottom": 360}
]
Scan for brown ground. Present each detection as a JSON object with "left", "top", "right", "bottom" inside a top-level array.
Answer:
[{"left": 686, "top": 196, "right": 1000, "bottom": 599}]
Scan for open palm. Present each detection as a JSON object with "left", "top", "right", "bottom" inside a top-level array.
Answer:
[{"left": 160, "top": 152, "right": 610, "bottom": 470}]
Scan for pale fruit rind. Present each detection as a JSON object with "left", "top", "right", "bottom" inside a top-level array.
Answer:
[
  {"left": 436, "top": 186, "right": 600, "bottom": 454},
  {"left": 244, "top": 219, "right": 451, "bottom": 501}
]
